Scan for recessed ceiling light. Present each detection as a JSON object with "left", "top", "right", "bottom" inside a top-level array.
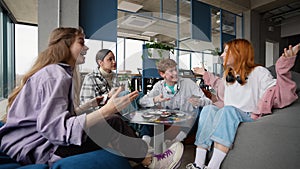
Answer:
[
  {"left": 118, "top": 1, "right": 143, "bottom": 12},
  {"left": 121, "top": 15, "right": 156, "bottom": 28},
  {"left": 142, "top": 31, "right": 158, "bottom": 36}
]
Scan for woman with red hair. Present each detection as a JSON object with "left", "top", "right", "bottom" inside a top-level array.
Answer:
[{"left": 186, "top": 39, "right": 299, "bottom": 169}]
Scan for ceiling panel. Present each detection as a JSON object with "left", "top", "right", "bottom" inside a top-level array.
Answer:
[
  {"left": 2, "top": 0, "right": 300, "bottom": 42},
  {"left": 3, "top": 0, "right": 37, "bottom": 25}
]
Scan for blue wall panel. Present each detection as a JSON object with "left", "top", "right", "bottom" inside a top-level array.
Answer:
[
  {"left": 222, "top": 33, "right": 236, "bottom": 50},
  {"left": 79, "top": 0, "right": 117, "bottom": 42},
  {"left": 142, "top": 44, "right": 160, "bottom": 78},
  {"left": 191, "top": 0, "right": 211, "bottom": 42}
]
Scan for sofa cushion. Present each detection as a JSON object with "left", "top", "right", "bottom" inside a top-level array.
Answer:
[{"left": 222, "top": 94, "right": 300, "bottom": 169}]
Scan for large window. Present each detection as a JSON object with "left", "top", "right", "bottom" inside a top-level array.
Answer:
[
  {"left": 124, "top": 39, "right": 143, "bottom": 73},
  {"left": 15, "top": 24, "right": 38, "bottom": 75},
  {"left": 80, "top": 38, "right": 145, "bottom": 74},
  {"left": 0, "top": 7, "right": 15, "bottom": 100}
]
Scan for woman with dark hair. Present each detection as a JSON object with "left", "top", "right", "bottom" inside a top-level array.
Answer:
[
  {"left": 186, "top": 39, "right": 299, "bottom": 169},
  {"left": 80, "top": 49, "right": 120, "bottom": 105}
]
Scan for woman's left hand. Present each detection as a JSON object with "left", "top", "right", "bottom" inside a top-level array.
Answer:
[{"left": 193, "top": 67, "right": 206, "bottom": 75}]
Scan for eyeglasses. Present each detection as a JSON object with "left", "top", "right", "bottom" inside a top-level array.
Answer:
[{"left": 165, "top": 68, "right": 177, "bottom": 75}]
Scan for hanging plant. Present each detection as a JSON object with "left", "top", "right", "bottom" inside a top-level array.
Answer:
[
  {"left": 145, "top": 42, "right": 174, "bottom": 53},
  {"left": 207, "top": 47, "right": 221, "bottom": 56},
  {"left": 146, "top": 42, "right": 174, "bottom": 59}
]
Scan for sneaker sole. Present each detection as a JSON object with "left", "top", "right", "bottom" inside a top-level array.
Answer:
[
  {"left": 172, "top": 160, "right": 182, "bottom": 169},
  {"left": 168, "top": 142, "right": 184, "bottom": 169}
]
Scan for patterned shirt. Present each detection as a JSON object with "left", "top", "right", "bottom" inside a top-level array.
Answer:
[{"left": 80, "top": 68, "right": 119, "bottom": 104}]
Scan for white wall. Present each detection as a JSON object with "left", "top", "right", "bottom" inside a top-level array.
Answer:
[{"left": 281, "top": 16, "right": 300, "bottom": 37}]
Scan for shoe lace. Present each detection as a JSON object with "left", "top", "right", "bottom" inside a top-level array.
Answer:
[{"left": 154, "top": 149, "right": 173, "bottom": 161}]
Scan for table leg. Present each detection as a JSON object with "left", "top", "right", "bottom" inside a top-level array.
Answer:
[{"left": 153, "top": 124, "right": 164, "bottom": 154}]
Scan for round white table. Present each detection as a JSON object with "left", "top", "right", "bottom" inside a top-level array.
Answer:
[{"left": 124, "top": 108, "right": 197, "bottom": 153}]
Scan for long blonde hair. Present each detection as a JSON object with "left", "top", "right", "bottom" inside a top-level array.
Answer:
[
  {"left": 223, "top": 39, "right": 257, "bottom": 85},
  {"left": 4, "top": 27, "right": 84, "bottom": 122}
]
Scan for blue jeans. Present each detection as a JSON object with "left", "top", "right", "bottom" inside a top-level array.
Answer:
[{"left": 194, "top": 105, "right": 253, "bottom": 149}]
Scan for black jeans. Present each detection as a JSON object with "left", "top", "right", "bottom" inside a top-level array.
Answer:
[{"left": 54, "top": 114, "right": 147, "bottom": 163}]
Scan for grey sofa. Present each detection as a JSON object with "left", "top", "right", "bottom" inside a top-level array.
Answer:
[{"left": 222, "top": 68, "right": 300, "bottom": 169}]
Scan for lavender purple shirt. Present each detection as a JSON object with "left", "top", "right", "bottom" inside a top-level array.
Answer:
[{"left": 0, "top": 63, "right": 86, "bottom": 165}]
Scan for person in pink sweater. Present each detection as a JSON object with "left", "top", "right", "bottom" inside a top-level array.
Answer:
[{"left": 186, "top": 39, "right": 299, "bottom": 169}]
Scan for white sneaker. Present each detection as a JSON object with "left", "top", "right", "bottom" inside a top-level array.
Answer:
[{"left": 148, "top": 141, "right": 184, "bottom": 169}]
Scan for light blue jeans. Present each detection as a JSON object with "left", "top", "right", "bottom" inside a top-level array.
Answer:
[{"left": 194, "top": 105, "right": 253, "bottom": 149}]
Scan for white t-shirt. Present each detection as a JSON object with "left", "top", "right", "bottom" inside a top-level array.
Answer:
[{"left": 224, "top": 66, "right": 276, "bottom": 112}]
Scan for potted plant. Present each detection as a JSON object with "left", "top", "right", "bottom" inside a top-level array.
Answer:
[
  {"left": 207, "top": 47, "right": 221, "bottom": 56},
  {"left": 145, "top": 42, "right": 174, "bottom": 59}
]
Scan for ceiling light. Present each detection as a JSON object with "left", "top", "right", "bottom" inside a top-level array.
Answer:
[
  {"left": 142, "top": 31, "right": 159, "bottom": 36},
  {"left": 121, "top": 15, "right": 156, "bottom": 28},
  {"left": 118, "top": 1, "right": 143, "bottom": 12}
]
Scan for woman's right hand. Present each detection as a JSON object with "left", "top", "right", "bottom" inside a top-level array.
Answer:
[
  {"left": 101, "top": 87, "right": 139, "bottom": 116},
  {"left": 193, "top": 67, "right": 206, "bottom": 76},
  {"left": 153, "top": 94, "right": 170, "bottom": 103}
]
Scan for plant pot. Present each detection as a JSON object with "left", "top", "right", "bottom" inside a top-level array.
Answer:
[{"left": 147, "top": 48, "right": 170, "bottom": 59}]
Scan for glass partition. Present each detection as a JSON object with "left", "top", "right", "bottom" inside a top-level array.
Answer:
[{"left": 0, "top": 8, "right": 15, "bottom": 100}]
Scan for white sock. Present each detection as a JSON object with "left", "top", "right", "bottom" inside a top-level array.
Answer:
[
  {"left": 175, "top": 131, "right": 187, "bottom": 141},
  {"left": 142, "top": 135, "right": 151, "bottom": 145},
  {"left": 207, "top": 148, "right": 227, "bottom": 169},
  {"left": 194, "top": 148, "right": 207, "bottom": 167}
]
